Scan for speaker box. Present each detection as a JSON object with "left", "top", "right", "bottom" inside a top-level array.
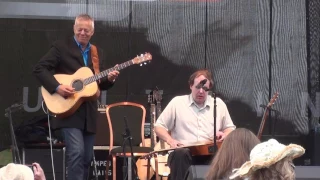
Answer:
[
  {"left": 95, "top": 108, "right": 110, "bottom": 146},
  {"left": 307, "top": 126, "right": 320, "bottom": 165},
  {"left": 22, "top": 146, "right": 65, "bottom": 180}
]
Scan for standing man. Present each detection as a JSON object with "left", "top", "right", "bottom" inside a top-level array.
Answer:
[
  {"left": 33, "top": 14, "right": 119, "bottom": 180},
  {"left": 154, "top": 69, "right": 236, "bottom": 180}
]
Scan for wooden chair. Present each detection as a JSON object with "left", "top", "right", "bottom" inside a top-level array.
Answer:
[{"left": 105, "top": 102, "right": 158, "bottom": 180}]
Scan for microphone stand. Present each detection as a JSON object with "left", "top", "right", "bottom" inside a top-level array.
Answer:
[
  {"left": 212, "top": 93, "right": 218, "bottom": 153},
  {"left": 5, "top": 104, "right": 22, "bottom": 164},
  {"left": 122, "top": 116, "right": 139, "bottom": 180}
]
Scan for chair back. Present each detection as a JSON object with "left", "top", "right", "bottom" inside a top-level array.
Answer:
[{"left": 106, "top": 102, "right": 147, "bottom": 150}]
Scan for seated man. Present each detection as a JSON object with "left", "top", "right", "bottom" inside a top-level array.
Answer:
[{"left": 154, "top": 69, "right": 236, "bottom": 179}]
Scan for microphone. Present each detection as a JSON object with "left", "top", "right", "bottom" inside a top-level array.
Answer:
[
  {"left": 195, "top": 79, "right": 209, "bottom": 91},
  {"left": 260, "top": 104, "right": 281, "bottom": 114},
  {"left": 5, "top": 103, "right": 23, "bottom": 116}
]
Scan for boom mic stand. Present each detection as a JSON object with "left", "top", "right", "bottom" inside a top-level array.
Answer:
[
  {"left": 212, "top": 93, "right": 218, "bottom": 153},
  {"left": 5, "top": 103, "right": 23, "bottom": 164},
  {"left": 122, "top": 116, "right": 139, "bottom": 180}
]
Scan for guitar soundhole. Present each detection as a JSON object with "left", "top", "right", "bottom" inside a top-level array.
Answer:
[{"left": 72, "top": 79, "right": 84, "bottom": 91}]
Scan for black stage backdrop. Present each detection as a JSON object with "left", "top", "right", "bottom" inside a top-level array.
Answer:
[{"left": 0, "top": 0, "right": 311, "bottom": 153}]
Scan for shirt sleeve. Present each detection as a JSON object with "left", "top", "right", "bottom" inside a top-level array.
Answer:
[
  {"left": 220, "top": 99, "right": 236, "bottom": 131},
  {"left": 154, "top": 97, "right": 177, "bottom": 131}
]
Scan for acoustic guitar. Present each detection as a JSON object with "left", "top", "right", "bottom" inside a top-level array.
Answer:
[
  {"left": 150, "top": 90, "right": 171, "bottom": 178},
  {"left": 257, "top": 92, "right": 279, "bottom": 140},
  {"left": 136, "top": 89, "right": 157, "bottom": 179},
  {"left": 41, "top": 53, "right": 152, "bottom": 118}
]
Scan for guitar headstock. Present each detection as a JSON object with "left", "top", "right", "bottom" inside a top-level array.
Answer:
[
  {"left": 153, "top": 89, "right": 162, "bottom": 103},
  {"left": 132, "top": 52, "right": 152, "bottom": 66},
  {"left": 267, "top": 92, "right": 279, "bottom": 108}
]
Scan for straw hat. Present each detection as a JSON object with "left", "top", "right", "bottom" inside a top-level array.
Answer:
[
  {"left": 229, "top": 138, "right": 305, "bottom": 179},
  {"left": 0, "top": 163, "right": 34, "bottom": 180}
]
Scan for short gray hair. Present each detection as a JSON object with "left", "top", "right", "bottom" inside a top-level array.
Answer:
[{"left": 75, "top": 14, "right": 94, "bottom": 29}]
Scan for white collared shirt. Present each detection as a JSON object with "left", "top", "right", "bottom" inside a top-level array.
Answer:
[{"left": 155, "top": 94, "right": 236, "bottom": 145}]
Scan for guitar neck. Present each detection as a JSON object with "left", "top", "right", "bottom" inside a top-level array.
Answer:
[
  {"left": 156, "top": 101, "right": 162, "bottom": 119},
  {"left": 257, "top": 108, "right": 269, "bottom": 140},
  {"left": 150, "top": 103, "right": 157, "bottom": 148},
  {"left": 156, "top": 101, "right": 166, "bottom": 148},
  {"left": 157, "top": 142, "right": 213, "bottom": 153},
  {"left": 83, "top": 60, "right": 134, "bottom": 85},
  {"left": 256, "top": 92, "right": 279, "bottom": 140}
]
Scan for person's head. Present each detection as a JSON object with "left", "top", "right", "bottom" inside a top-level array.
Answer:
[
  {"left": 206, "top": 128, "right": 260, "bottom": 180},
  {"left": 229, "top": 139, "right": 305, "bottom": 180},
  {"left": 0, "top": 163, "right": 34, "bottom": 180},
  {"left": 250, "top": 157, "right": 295, "bottom": 180},
  {"left": 73, "top": 14, "right": 94, "bottom": 47},
  {"left": 188, "top": 69, "right": 214, "bottom": 106}
]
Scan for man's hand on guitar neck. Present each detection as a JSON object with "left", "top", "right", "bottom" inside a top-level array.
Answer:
[
  {"left": 107, "top": 65, "right": 120, "bottom": 82},
  {"left": 56, "top": 85, "right": 75, "bottom": 97},
  {"left": 167, "top": 138, "right": 184, "bottom": 148}
]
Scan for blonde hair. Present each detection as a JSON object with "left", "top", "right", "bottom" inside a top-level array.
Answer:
[
  {"left": 75, "top": 14, "right": 94, "bottom": 29},
  {"left": 249, "top": 157, "right": 295, "bottom": 180}
]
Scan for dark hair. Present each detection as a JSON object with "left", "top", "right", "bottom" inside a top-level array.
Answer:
[
  {"left": 188, "top": 69, "right": 214, "bottom": 88},
  {"left": 206, "top": 128, "right": 260, "bottom": 180}
]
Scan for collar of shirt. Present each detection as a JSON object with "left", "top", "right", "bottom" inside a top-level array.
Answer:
[
  {"left": 74, "top": 36, "right": 91, "bottom": 51},
  {"left": 188, "top": 94, "right": 211, "bottom": 109},
  {"left": 73, "top": 36, "right": 91, "bottom": 66}
]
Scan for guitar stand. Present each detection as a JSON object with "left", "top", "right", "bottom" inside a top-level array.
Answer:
[{"left": 92, "top": 151, "right": 98, "bottom": 180}]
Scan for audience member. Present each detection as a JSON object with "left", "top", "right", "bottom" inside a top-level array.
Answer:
[
  {"left": 229, "top": 138, "right": 305, "bottom": 180},
  {"left": 0, "top": 162, "right": 46, "bottom": 180},
  {"left": 206, "top": 128, "right": 260, "bottom": 180}
]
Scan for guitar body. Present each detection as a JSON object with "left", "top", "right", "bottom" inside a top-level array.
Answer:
[
  {"left": 41, "top": 67, "right": 99, "bottom": 118},
  {"left": 151, "top": 141, "right": 171, "bottom": 178},
  {"left": 136, "top": 139, "right": 155, "bottom": 180}
]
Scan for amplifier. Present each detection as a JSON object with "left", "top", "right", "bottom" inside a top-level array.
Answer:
[
  {"left": 95, "top": 107, "right": 110, "bottom": 146},
  {"left": 22, "top": 146, "right": 115, "bottom": 180},
  {"left": 22, "top": 146, "right": 65, "bottom": 180}
]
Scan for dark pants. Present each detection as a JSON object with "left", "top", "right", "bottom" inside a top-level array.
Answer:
[
  {"left": 62, "top": 128, "right": 95, "bottom": 180},
  {"left": 167, "top": 148, "right": 213, "bottom": 180}
]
